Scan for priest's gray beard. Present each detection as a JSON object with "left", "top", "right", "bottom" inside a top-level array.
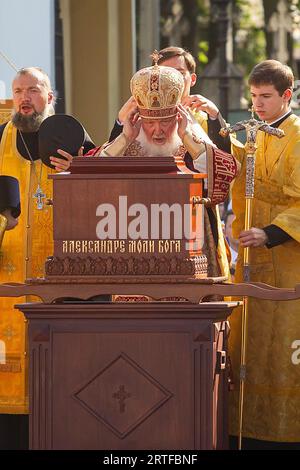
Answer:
[
  {"left": 12, "top": 105, "right": 54, "bottom": 133},
  {"left": 137, "top": 126, "right": 183, "bottom": 157}
]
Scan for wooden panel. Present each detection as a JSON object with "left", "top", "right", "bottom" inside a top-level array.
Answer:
[{"left": 52, "top": 330, "right": 192, "bottom": 449}]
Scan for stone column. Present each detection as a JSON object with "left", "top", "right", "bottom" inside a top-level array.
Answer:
[{"left": 138, "top": 0, "right": 160, "bottom": 68}]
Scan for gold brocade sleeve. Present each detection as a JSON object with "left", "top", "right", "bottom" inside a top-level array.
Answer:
[
  {"left": 182, "top": 130, "right": 206, "bottom": 161},
  {"left": 230, "top": 136, "right": 245, "bottom": 164},
  {"left": 99, "top": 133, "right": 130, "bottom": 157}
]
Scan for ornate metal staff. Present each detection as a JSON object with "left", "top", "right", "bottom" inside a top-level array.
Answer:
[{"left": 220, "top": 108, "right": 284, "bottom": 449}]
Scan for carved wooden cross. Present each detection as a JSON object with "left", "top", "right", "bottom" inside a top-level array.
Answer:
[{"left": 112, "top": 385, "right": 131, "bottom": 413}]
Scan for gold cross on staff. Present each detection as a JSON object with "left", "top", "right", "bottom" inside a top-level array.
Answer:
[
  {"left": 150, "top": 50, "right": 163, "bottom": 66},
  {"left": 220, "top": 116, "right": 284, "bottom": 147}
]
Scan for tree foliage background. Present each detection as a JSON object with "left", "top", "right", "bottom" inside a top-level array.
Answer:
[{"left": 159, "top": 0, "right": 300, "bottom": 79}]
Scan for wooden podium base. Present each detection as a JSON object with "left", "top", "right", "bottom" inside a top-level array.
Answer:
[{"left": 17, "top": 300, "right": 239, "bottom": 450}]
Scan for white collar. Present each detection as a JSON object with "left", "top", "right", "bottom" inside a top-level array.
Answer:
[{"left": 267, "top": 109, "right": 291, "bottom": 126}]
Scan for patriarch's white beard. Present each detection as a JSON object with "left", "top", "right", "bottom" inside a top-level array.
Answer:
[{"left": 137, "top": 127, "right": 183, "bottom": 157}]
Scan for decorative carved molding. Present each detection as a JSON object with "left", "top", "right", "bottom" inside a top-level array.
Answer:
[
  {"left": 69, "top": 156, "right": 179, "bottom": 174},
  {"left": 114, "top": 295, "right": 151, "bottom": 302},
  {"left": 1, "top": 280, "right": 300, "bottom": 304},
  {"left": 31, "top": 342, "right": 50, "bottom": 449},
  {"left": 114, "top": 295, "right": 188, "bottom": 302},
  {"left": 45, "top": 255, "right": 208, "bottom": 278},
  {"left": 28, "top": 275, "right": 225, "bottom": 285}
]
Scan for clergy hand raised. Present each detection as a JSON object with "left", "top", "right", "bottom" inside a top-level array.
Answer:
[
  {"left": 182, "top": 94, "right": 219, "bottom": 119},
  {"left": 118, "top": 96, "right": 138, "bottom": 124},
  {"left": 122, "top": 108, "right": 142, "bottom": 144},
  {"left": 176, "top": 104, "right": 193, "bottom": 140}
]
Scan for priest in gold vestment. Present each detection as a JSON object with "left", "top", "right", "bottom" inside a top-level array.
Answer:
[
  {"left": 0, "top": 67, "right": 75, "bottom": 449},
  {"left": 230, "top": 60, "right": 300, "bottom": 447}
]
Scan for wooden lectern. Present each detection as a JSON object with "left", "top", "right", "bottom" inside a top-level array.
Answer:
[
  {"left": 16, "top": 157, "right": 239, "bottom": 450},
  {"left": 20, "top": 301, "right": 235, "bottom": 450}
]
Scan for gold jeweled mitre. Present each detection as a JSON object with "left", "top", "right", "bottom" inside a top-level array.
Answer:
[{"left": 130, "top": 50, "right": 184, "bottom": 120}]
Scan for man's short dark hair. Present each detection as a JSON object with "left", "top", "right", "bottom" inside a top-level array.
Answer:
[
  {"left": 157, "top": 47, "right": 196, "bottom": 74},
  {"left": 16, "top": 67, "right": 53, "bottom": 93},
  {"left": 248, "top": 60, "right": 294, "bottom": 96}
]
